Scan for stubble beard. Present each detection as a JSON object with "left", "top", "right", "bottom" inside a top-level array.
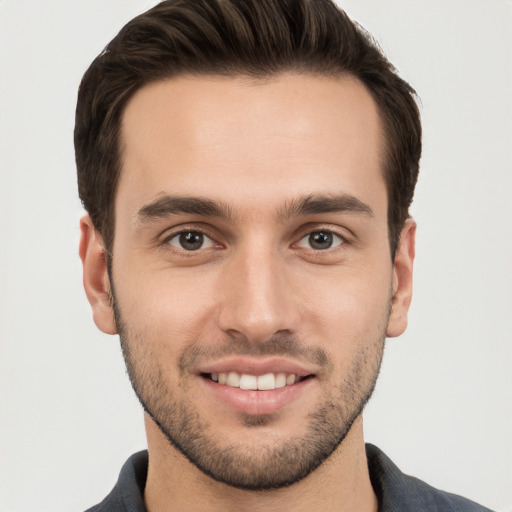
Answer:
[{"left": 112, "top": 294, "right": 387, "bottom": 491}]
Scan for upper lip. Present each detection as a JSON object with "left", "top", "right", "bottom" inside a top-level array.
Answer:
[{"left": 197, "top": 357, "right": 317, "bottom": 377}]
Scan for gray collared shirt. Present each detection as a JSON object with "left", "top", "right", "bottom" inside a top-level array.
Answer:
[{"left": 85, "top": 444, "right": 494, "bottom": 511}]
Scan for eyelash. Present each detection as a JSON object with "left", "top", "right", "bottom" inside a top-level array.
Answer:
[
  {"left": 160, "top": 225, "right": 350, "bottom": 254},
  {"left": 295, "top": 230, "right": 346, "bottom": 251},
  {"left": 161, "top": 226, "right": 221, "bottom": 255}
]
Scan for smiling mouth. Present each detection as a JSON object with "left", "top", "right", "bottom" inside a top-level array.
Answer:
[{"left": 201, "top": 372, "right": 313, "bottom": 390}]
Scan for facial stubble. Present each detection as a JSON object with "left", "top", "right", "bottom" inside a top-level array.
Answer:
[{"left": 112, "top": 286, "right": 387, "bottom": 491}]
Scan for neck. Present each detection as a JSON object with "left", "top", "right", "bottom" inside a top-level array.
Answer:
[{"left": 143, "top": 414, "right": 377, "bottom": 512}]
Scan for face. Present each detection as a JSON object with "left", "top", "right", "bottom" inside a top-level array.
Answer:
[{"left": 81, "top": 73, "right": 415, "bottom": 490}]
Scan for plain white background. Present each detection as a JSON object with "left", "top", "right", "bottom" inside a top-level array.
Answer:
[{"left": 0, "top": 1, "right": 510, "bottom": 511}]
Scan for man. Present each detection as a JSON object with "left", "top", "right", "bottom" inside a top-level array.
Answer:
[{"left": 75, "top": 0, "right": 493, "bottom": 510}]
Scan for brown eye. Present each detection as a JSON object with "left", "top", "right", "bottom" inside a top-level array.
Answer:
[
  {"left": 297, "top": 231, "right": 344, "bottom": 250},
  {"left": 168, "top": 231, "right": 214, "bottom": 251}
]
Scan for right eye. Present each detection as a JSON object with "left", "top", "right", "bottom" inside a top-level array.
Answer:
[
  {"left": 295, "top": 230, "right": 345, "bottom": 251},
  {"left": 167, "top": 231, "right": 216, "bottom": 251}
]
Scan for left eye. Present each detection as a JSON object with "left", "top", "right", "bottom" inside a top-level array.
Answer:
[
  {"left": 296, "top": 231, "right": 344, "bottom": 250},
  {"left": 167, "top": 231, "right": 216, "bottom": 251}
]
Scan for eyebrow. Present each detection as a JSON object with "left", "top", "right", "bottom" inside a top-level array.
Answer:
[
  {"left": 135, "top": 192, "right": 373, "bottom": 224},
  {"left": 277, "top": 194, "right": 373, "bottom": 221},
  {"left": 136, "top": 195, "right": 234, "bottom": 223}
]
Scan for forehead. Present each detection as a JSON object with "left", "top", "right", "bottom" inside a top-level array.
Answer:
[{"left": 117, "top": 73, "right": 386, "bottom": 220}]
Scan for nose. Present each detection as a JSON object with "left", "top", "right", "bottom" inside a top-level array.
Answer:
[{"left": 216, "top": 244, "right": 299, "bottom": 343}]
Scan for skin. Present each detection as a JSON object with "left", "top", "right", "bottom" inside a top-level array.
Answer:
[{"left": 80, "top": 73, "right": 415, "bottom": 512}]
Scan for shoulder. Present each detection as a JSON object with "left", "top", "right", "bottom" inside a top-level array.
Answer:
[
  {"left": 85, "top": 495, "right": 125, "bottom": 512},
  {"left": 366, "top": 444, "right": 495, "bottom": 512},
  {"left": 84, "top": 451, "right": 148, "bottom": 512}
]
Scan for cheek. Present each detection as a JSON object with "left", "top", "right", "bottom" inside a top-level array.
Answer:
[
  {"left": 124, "top": 266, "right": 222, "bottom": 335},
  {"left": 113, "top": 242, "right": 392, "bottom": 355},
  {"left": 303, "top": 262, "right": 392, "bottom": 345}
]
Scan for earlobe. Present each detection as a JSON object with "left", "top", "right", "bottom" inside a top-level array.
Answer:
[
  {"left": 386, "top": 218, "right": 416, "bottom": 338},
  {"left": 79, "top": 215, "right": 117, "bottom": 335}
]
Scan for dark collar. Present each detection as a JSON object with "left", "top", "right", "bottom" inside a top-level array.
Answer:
[{"left": 86, "top": 445, "right": 493, "bottom": 511}]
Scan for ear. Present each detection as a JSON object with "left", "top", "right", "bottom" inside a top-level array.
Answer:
[
  {"left": 79, "top": 214, "right": 117, "bottom": 335},
  {"left": 386, "top": 218, "right": 416, "bottom": 338}
]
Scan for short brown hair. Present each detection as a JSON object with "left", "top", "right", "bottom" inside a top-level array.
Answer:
[{"left": 75, "top": 0, "right": 421, "bottom": 257}]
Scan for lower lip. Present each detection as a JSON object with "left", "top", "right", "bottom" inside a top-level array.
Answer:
[{"left": 200, "top": 376, "right": 314, "bottom": 415}]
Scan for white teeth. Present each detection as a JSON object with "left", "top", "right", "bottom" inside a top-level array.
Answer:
[
  {"left": 226, "top": 371, "right": 240, "bottom": 387},
  {"left": 239, "top": 374, "right": 258, "bottom": 390},
  {"left": 257, "top": 373, "right": 276, "bottom": 390},
  {"left": 212, "top": 372, "right": 301, "bottom": 390},
  {"left": 275, "top": 373, "right": 286, "bottom": 388}
]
